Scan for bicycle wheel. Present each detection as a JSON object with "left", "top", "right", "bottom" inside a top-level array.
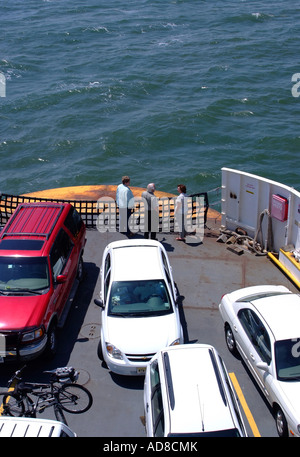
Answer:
[
  {"left": 58, "top": 383, "right": 92, "bottom": 414},
  {"left": 2, "top": 392, "right": 25, "bottom": 416}
]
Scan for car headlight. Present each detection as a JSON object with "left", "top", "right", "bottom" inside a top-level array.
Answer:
[
  {"left": 170, "top": 338, "right": 181, "bottom": 346},
  {"left": 106, "top": 343, "right": 123, "bottom": 360},
  {"left": 21, "top": 327, "right": 45, "bottom": 343}
]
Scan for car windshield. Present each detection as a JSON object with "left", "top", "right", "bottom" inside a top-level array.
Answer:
[
  {"left": 108, "top": 280, "right": 173, "bottom": 317},
  {"left": 0, "top": 257, "right": 50, "bottom": 294},
  {"left": 275, "top": 338, "right": 300, "bottom": 380}
]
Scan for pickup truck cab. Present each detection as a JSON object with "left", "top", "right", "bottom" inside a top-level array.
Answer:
[{"left": 0, "top": 202, "right": 86, "bottom": 362}]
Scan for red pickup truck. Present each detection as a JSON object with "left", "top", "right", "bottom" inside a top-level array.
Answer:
[{"left": 0, "top": 202, "right": 86, "bottom": 362}]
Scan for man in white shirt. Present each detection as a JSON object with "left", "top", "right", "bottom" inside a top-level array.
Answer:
[{"left": 116, "top": 176, "right": 134, "bottom": 236}]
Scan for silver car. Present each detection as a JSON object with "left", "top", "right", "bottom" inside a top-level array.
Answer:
[{"left": 219, "top": 284, "right": 300, "bottom": 437}]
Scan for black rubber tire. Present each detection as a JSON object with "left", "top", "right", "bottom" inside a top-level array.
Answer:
[
  {"left": 45, "top": 322, "right": 58, "bottom": 359},
  {"left": 77, "top": 256, "right": 84, "bottom": 281},
  {"left": 225, "top": 323, "right": 238, "bottom": 355},
  {"left": 97, "top": 338, "right": 103, "bottom": 361},
  {"left": 275, "top": 406, "right": 288, "bottom": 437}
]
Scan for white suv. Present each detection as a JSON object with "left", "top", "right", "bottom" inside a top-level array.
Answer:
[
  {"left": 143, "top": 344, "right": 247, "bottom": 437},
  {"left": 94, "top": 239, "right": 183, "bottom": 376}
]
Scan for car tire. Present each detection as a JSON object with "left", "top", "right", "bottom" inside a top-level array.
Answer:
[
  {"left": 225, "top": 324, "right": 237, "bottom": 355},
  {"left": 97, "top": 338, "right": 104, "bottom": 361},
  {"left": 275, "top": 406, "right": 288, "bottom": 437},
  {"left": 97, "top": 339, "right": 107, "bottom": 368},
  {"left": 45, "top": 322, "right": 58, "bottom": 359},
  {"left": 77, "top": 256, "right": 84, "bottom": 282}
]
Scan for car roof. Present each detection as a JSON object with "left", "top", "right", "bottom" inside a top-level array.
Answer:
[
  {"left": 0, "top": 202, "right": 71, "bottom": 255},
  {"left": 109, "top": 239, "right": 165, "bottom": 281},
  {"left": 0, "top": 416, "right": 76, "bottom": 437},
  {"left": 251, "top": 293, "right": 300, "bottom": 341},
  {"left": 160, "top": 344, "right": 238, "bottom": 435}
]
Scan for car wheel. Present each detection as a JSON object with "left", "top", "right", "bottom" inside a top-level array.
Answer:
[
  {"left": 225, "top": 324, "right": 237, "bottom": 354},
  {"left": 45, "top": 323, "right": 58, "bottom": 359},
  {"left": 275, "top": 406, "right": 288, "bottom": 437},
  {"left": 97, "top": 338, "right": 104, "bottom": 361},
  {"left": 97, "top": 339, "right": 108, "bottom": 368},
  {"left": 77, "top": 256, "right": 84, "bottom": 282}
]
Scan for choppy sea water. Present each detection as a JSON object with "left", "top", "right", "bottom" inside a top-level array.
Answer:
[{"left": 1, "top": 0, "right": 300, "bottom": 204}]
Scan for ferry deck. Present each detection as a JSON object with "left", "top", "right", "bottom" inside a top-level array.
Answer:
[{"left": 0, "top": 170, "right": 299, "bottom": 438}]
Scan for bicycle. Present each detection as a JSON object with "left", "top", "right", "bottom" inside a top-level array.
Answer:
[{"left": 0, "top": 365, "right": 93, "bottom": 425}]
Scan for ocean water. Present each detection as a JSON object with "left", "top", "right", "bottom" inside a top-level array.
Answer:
[{"left": 1, "top": 0, "right": 300, "bottom": 202}]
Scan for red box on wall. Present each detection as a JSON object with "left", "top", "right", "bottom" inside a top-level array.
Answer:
[{"left": 271, "top": 194, "right": 288, "bottom": 222}]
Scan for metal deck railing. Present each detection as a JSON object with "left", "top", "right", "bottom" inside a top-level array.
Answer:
[{"left": 0, "top": 192, "right": 209, "bottom": 233}]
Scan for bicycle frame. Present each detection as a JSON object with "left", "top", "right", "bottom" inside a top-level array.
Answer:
[
  {"left": 1, "top": 366, "right": 81, "bottom": 425},
  {"left": 20, "top": 382, "right": 66, "bottom": 420},
  {"left": 7, "top": 380, "right": 67, "bottom": 424}
]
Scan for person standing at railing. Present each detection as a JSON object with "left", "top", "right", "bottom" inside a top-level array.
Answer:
[
  {"left": 142, "top": 183, "right": 159, "bottom": 240},
  {"left": 116, "top": 176, "right": 134, "bottom": 237},
  {"left": 175, "top": 184, "right": 188, "bottom": 241}
]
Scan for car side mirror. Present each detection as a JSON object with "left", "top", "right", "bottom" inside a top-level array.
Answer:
[
  {"left": 175, "top": 295, "right": 183, "bottom": 306},
  {"left": 56, "top": 274, "right": 67, "bottom": 284},
  {"left": 256, "top": 361, "right": 269, "bottom": 372},
  {"left": 94, "top": 298, "right": 104, "bottom": 308}
]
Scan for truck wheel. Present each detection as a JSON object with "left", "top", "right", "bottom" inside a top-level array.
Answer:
[
  {"left": 77, "top": 256, "right": 84, "bottom": 282},
  {"left": 45, "top": 323, "right": 58, "bottom": 359}
]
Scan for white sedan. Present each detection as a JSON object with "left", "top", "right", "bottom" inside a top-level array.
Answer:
[
  {"left": 94, "top": 239, "right": 183, "bottom": 376},
  {"left": 219, "top": 284, "right": 300, "bottom": 437}
]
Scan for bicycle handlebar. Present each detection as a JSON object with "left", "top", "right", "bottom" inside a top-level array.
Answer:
[{"left": 8, "top": 364, "right": 27, "bottom": 386}]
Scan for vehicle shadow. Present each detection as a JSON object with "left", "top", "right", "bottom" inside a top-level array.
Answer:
[
  {"left": 175, "top": 293, "right": 190, "bottom": 344},
  {"left": 159, "top": 237, "right": 175, "bottom": 252},
  {"left": 55, "top": 261, "right": 100, "bottom": 362},
  {"left": 110, "top": 373, "right": 144, "bottom": 390},
  {"left": 0, "top": 261, "right": 100, "bottom": 385}
]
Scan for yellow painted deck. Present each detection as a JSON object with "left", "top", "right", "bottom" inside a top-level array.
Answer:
[{"left": 22, "top": 185, "right": 176, "bottom": 201}]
